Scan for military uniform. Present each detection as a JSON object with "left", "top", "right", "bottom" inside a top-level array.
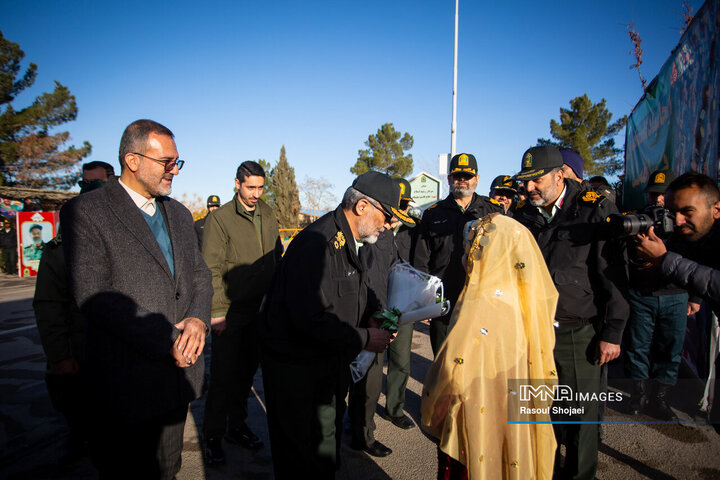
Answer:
[
  {"left": 348, "top": 229, "right": 397, "bottom": 449},
  {"left": 33, "top": 233, "right": 87, "bottom": 450},
  {"left": 24, "top": 242, "right": 45, "bottom": 262},
  {"left": 514, "top": 178, "right": 629, "bottom": 480},
  {"left": 193, "top": 216, "right": 207, "bottom": 250},
  {"left": 194, "top": 195, "right": 221, "bottom": 250},
  {"left": 413, "top": 193, "right": 503, "bottom": 354},
  {"left": 259, "top": 206, "right": 377, "bottom": 478}
]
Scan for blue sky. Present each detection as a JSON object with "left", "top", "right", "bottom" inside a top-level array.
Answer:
[{"left": 1, "top": 0, "right": 703, "bottom": 207}]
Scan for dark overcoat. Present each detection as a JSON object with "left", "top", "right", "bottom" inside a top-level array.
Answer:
[{"left": 60, "top": 177, "right": 212, "bottom": 422}]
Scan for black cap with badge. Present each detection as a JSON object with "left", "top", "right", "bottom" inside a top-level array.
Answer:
[
  {"left": 393, "top": 177, "right": 416, "bottom": 228},
  {"left": 449, "top": 153, "right": 478, "bottom": 176},
  {"left": 352, "top": 171, "right": 415, "bottom": 227},
  {"left": 645, "top": 169, "right": 677, "bottom": 194},
  {"left": 515, "top": 146, "right": 563, "bottom": 181},
  {"left": 207, "top": 195, "right": 221, "bottom": 207},
  {"left": 490, "top": 175, "right": 518, "bottom": 194}
]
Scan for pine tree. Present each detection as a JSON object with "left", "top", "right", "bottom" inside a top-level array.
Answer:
[
  {"left": 272, "top": 146, "right": 301, "bottom": 228},
  {"left": 537, "top": 94, "right": 626, "bottom": 176},
  {"left": 351, "top": 123, "right": 413, "bottom": 177},
  {"left": 0, "top": 31, "right": 91, "bottom": 189}
]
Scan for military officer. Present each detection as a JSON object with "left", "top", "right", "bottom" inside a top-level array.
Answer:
[
  {"left": 488, "top": 174, "right": 518, "bottom": 215},
  {"left": 513, "top": 145, "right": 629, "bottom": 480},
  {"left": 413, "top": 153, "right": 504, "bottom": 355},
  {"left": 349, "top": 177, "right": 417, "bottom": 457},
  {"left": 24, "top": 224, "right": 46, "bottom": 262},
  {"left": 193, "top": 194, "right": 221, "bottom": 249},
  {"left": 259, "top": 171, "right": 403, "bottom": 479}
]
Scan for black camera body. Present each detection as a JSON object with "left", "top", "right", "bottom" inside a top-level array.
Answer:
[{"left": 605, "top": 205, "right": 675, "bottom": 238}]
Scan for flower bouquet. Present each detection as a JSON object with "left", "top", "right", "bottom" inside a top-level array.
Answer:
[{"left": 349, "top": 260, "right": 451, "bottom": 382}]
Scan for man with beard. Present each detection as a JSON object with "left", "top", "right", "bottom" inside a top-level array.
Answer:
[
  {"left": 635, "top": 171, "right": 720, "bottom": 431},
  {"left": 513, "top": 145, "right": 629, "bottom": 480},
  {"left": 61, "top": 119, "right": 212, "bottom": 479},
  {"left": 24, "top": 224, "right": 46, "bottom": 263},
  {"left": 348, "top": 177, "right": 417, "bottom": 457},
  {"left": 413, "top": 153, "right": 504, "bottom": 355},
  {"left": 259, "top": 171, "right": 401, "bottom": 479},
  {"left": 625, "top": 168, "right": 694, "bottom": 421}
]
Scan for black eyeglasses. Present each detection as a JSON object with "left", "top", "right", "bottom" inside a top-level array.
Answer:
[
  {"left": 367, "top": 199, "right": 393, "bottom": 223},
  {"left": 132, "top": 152, "right": 185, "bottom": 172}
]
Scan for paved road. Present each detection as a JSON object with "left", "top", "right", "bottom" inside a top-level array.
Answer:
[{"left": 2, "top": 272, "right": 720, "bottom": 479}]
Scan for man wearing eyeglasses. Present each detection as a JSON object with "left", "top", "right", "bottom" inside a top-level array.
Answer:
[
  {"left": 259, "top": 171, "right": 399, "bottom": 479},
  {"left": 60, "top": 119, "right": 212, "bottom": 479}
]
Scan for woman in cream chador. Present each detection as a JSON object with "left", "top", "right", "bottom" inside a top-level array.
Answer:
[{"left": 421, "top": 214, "right": 558, "bottom": 480}]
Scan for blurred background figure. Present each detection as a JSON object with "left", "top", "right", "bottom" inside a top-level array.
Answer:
[
  {"left": 194, "top": 194, "right": 221, "bottom": 249},
  {"left": 488, "top": 174, "right": 518, "bottom": 215}
]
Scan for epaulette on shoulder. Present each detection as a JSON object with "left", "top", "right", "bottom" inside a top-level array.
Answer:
[
  {"left": 489, "top": 198, "right": 502, "bottom": 207},
  {"left": 328, "top": 231, "right": 346, "bottom": 254},
  {"left": 516, "top": 199, "right": 527, "bottom": 209},
  {"left": 426, "top": 202, "right": 439, "bottom": 210},
  {"left": 579, "top": 190, "right": 606, "bottom": 206}
]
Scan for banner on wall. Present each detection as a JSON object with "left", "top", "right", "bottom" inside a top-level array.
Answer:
[
  {"left": 623, "top": 0, "right": 720, "bottom": 210},
  {"left": 17, "top": 211, "right": 58, "bottom": 277},
  {"left": 0, "top": 197, "right": 24, "bottom": 219}
]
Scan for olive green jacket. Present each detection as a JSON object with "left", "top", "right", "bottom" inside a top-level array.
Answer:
[{"left": 202, "top": 195, "right": 283, "bottom": 326}]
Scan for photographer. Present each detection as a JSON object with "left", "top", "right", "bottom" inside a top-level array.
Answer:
[
  {"left": 636, "top": 171, "right": 720, "bottom": 429},
  {"left": 625, "top": 169, "right": 695, "bottom": 421}
]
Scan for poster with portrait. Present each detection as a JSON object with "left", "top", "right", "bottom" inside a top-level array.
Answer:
[{"left": 18, "top": 211, "right": 57, "bottom": 277}]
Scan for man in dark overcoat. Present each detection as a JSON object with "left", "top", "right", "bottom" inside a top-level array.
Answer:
[{"left": 61, "top": 119, "right": 212, "bottom": 479}]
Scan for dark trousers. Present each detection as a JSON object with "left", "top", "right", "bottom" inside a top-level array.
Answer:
[
  {"left": 89, "top": 405, "right": 188, "bottom": 480},
  {"left": 203, "top": 320, "right": 260, "bottom": 438},
  {"left": 45, "top": 371, "right": 88, "bottom": 446},
  {"left": 262, "top": 352, "right": 349, "bottom": 480},
  {"left": 386, "top": 321, "right": 413, "bottom": 417},
  {"left": 430, "top": 318, "right": 451, "bottom": 357},
  {"left": 552, "top": 325, "right": 600, "bottom": 480},
  {"left": 348, "top": 352, "right": 382, "bottom": 447},
  {"left": 2, "top": 247, "right": 17, "bottom": 274},
  {"left": 626, "top": 289, "right": 688, "bottom": 385}
]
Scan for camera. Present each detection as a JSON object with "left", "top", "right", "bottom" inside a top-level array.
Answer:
[{"left": 605, "top": 205, "right": 675, "bottom": 238}]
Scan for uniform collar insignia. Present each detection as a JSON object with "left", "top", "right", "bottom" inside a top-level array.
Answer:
[{"left": 333, "top": 231, "right": 346, "bottom": 250}]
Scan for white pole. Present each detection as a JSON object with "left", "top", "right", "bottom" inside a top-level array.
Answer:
[{"left": 451, "top": 0, "right": 459, "bottom": 156}]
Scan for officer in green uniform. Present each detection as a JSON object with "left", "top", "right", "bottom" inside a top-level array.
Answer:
[
  {"left": 193, "top": 194, "right": 220, "bottom": 249},
  {"left": 259, "top": 171, "right": 400, "bottom": 479},
  {"left": 413, "top": 153, "right": 504, "bottom": 355},
  {"left": 513, "top": 145, "right": 629, "bottom": 480},
  {"left": 24, "top": 224, "right": 46, "bottom": 262}
]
